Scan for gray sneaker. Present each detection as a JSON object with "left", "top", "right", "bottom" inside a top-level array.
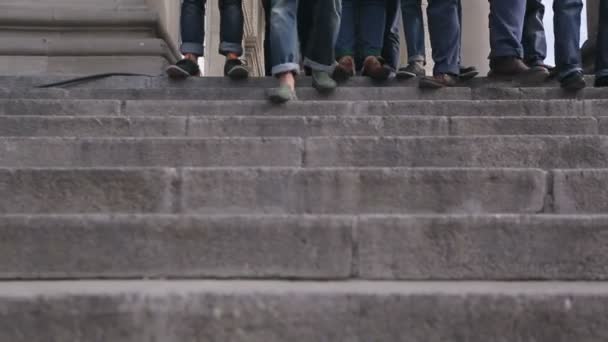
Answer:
[{"left": 397, "top": 61, "right": 426, "bottom": 79}]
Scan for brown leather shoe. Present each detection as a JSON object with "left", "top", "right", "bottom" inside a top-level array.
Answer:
[
  {"left": 419, "top": 73, "right": 458, "bottom": 89},
  {"left": 333, "top": 56, "right": 356, "bottom": 82},
  {"left": 361, "top": 56, "right": 391, "bottom": 81},
  {"left": 489, "top": 56, "right": 549, "bottom": 83}
]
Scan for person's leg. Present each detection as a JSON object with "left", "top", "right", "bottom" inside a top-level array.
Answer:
[
  {"left": 303, "top": 0, "right": 342, "bottom": 92},
  {"left": 422, "top": 0, "right": 460, "bottom": 87},
  {"left": 522, "top": 0, "right": 547, "bottom": 66},
  {"left": 401, "top": 0, "right": 426, "bottom": 64},
  {"left": 383, "top": 0, "right": 401, "bottom": 72},
  {"left": 488, "top": 0, "right": 547, "bottom": 79},
  {"left": 268, "top": 0, "right": 300, "bottom": 103},
  {"left": 219, "top": 0, "right": 249, "bottom": 79},
  {"left": 262, "top": 0, "right": 273, "bottom": 76},
  {"left": 298, "top": 0, "right": 314, "bottom": 62},
  {"left": 554, "top": 0, "right": 585, "bottom": 89},
  {"left": 167, "top": 0, "right": 206, "bottom": 78},
  {"left": 360, "top": 0, "right": 392, "bottom": 80},
  {"left": 595, "top": 0, "right": 608, "bottom": 86},
  {"left": 334, "top": 0, "right": 357, "bottom": 81}
]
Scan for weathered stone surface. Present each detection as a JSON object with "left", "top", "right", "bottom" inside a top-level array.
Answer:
[
  {"left": 0, "top": 215, "right": 352, "bottom": 279},
  {"left": 0, "top": 138, "right": 303, "bottom": 167},
  {"left": 357, "top": 215, "right": 608, "bottom": 280},
  {"left": 554, "top": 169, "right": 608, "bottom": 213},
  {"left": 0, "top": 168, "right": 175, "bottom": 213},
  {"left": 1, "top": 281, "right": 607, "bottom": 342},
  {"left": 187, "top": 116, "right": 449, "bottom": 137},
  {"left": 305, "top": 136, "right": 608, "bottom": 168},
  {"left": 124, "top": 99, "right": 587, "bottom": 117},
  {"left": 450, "top": 117, "right": 598, "bottom": 135},
  {"left": 0, "top": 116, "right": 187, "bottom": 137},
  {"left": 598, "top": 117, "right": 608, "bottom": 134},
  {"left": 472, "top": 87, "right": 608, "bottom": 100},
  {"left": 180, "top": 168, "right": 547, "bottom": 214},
  {"left": 0, "top": 99, "right": 121, "bottom": 116}
]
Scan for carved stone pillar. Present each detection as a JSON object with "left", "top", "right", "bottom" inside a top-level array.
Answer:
[{"left": 0, "top": 0, "right": 180, "bottom": 75}]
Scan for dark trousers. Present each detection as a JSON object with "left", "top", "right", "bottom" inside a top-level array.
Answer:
[
  {"left": 336, "top": 0, "right": 387, "bottom": 59},
  {"left": 269, "top": 0, "right": 341, "bottom": 75},
  {"left": 383, "top": 0, "right": 401, "bottom": 70},
  {"left": 489, "top": 0, "right": 526, "bottom": 58},
  {"left": 180, "top": 0, "right": 244, "bottom": 57},
  {"left": 522, "top": 0, "right": 547, "bottom": 64},
  {"left": 596, "top": 0, "right": 608, "bottom": 78},
  {"left": 427, "top": 0, "right": 460, "bottom": 75},
  {"left": 553, "top": 0, "right": 584, "bottom": 79}
]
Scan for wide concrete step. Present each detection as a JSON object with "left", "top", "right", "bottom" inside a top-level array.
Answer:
[
  {"left": 0, "top": 167, "right": 547, "bottom": 214},
  {"left": 3, "top": 86, "right": 608, "bottom": 101},
  {"left": 1, "top": 280, "right": 607, "bottom": 342},
  {"left": 2, "top": 99, "right": 603, "bottom": 117},
  {"left": 0, "top": 115, "right": 600, "bottom": 137},
  {"left": 2, "top": 214, "right": 607, "bottom": 280},
  {"left": 0, "top": 75, "right": 596, "bottom": 89},
  {"left": 1, "top": 136, "right": 607, "bottom": 168}
]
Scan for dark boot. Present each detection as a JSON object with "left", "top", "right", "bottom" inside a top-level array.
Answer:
[
  {"left": 361, "top": 56, "right": 392, "bottom": 81},
  {"left": 595, "top": 76, "right": 608, "bottom": 87},
  {"left": 459, "top": 66, "right": 479, "bottom": 81},
  {"left": 560, "top": 71, "right": 586, "bottom": 91},
  {"left": 489, "top": 56, "right": 549, "bottom": 83},
  {"left": 419, "top": 73, "right": 458, "bottom": 89},
  {"left": 333, "top": 56, "right": 356, "bottom": 82}
]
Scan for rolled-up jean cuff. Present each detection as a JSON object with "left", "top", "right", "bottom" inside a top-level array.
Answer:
[
  {"left": 559, "top": 67, "right": 583, "bottom": 81},
  {"left": 490, "top": 47, "right": 523, "bottom": 59},
  {"left": 181, "top": 42, "right": 204, "bottom": 56},
  {"left": 597, "top": 69, "right": 608, "bottom": 78},
  {"left": 219, "top": 42, "right": 243, "bottom": 56},
  {"left": 303, "top": 57, "right": 337, "bottom": 73},
  {"left": 272, "top": 63, "right": 301, "bottom": 76},
  {"left": 434, "top": 64, "right": 460, "bottom": 75},
  {"left": 408, "top": 55, "right": 426, "bottom": 63}
]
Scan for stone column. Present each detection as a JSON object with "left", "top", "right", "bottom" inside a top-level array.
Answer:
[{"left": 0, "top": 0, "right": 180, "bottom": 75}]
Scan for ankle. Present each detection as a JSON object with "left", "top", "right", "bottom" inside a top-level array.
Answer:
[
  {"left": 278, "top": 72, "right": 296, "bottom": 90},
  {"left": 226, "top": 53, "right": 239, "bottom": 60},
  {"left": 184, "top": 54, "right": 199, "bottom": 63}
]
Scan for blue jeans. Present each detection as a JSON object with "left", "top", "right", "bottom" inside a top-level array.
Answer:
[
  {"left": 597, "top": 0, "right": 608, "bottom": 78},
  {"left": 427, "top": 0, "right": 460, "bottom": 75},
  {"left": 270, "top": 0, "right": 341, "bottom": 75},
  {"left": 383, "top": 0, "right": 401, "bottom": 70},
  {"left": 522, "top": 0, "right": 547, "bottom": 65},
  {"left": 180, "top": 0, "right": 244, "bottom": 57},
  {"left": 402, "top": 0, "right": 426, "bottom": 63},
  {"left": 336, "top": 0, "right": 387, "bottom": 59},
  {"left": 489, "top": 0, "right": 526, "bottom": 58},
  {"left": 553, "top": 0, "right": 583, "bottom": 79}
]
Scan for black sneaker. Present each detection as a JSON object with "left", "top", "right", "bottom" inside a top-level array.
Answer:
[
  {"left": 595, "top": 76, "right": 608, "bottom": 87},
  {"left": 224, "top": 59, "right": 249, "bottom": 80},
  {"left": 459, "top": 65, "right": 479, "bottom": 81},
  {"left": 397, "top": 61, "right": 426, "bottom": 79},
  {"left": 560, "top": 71, "right": 586, "bottom": 91},
  {"left": 166, "top": 59, "right": 200, "bottom": 79}
]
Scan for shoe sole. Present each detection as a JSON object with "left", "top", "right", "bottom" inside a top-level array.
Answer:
[
  {"left": 333, "top": 67, "right": 354, "bottom": 82},
  {"left": 227, "top": 66, "right": 249, "bottom": 80},
  {"left": 312, "top": 81, "right": 337, "bottom": 94},
  {"left": 396, "top": 70, "right": 417, "bottom": 80},
  {"left": 562, "top": 78, "right": 587, "bottom": 91},
  {"left": 459, "top": 70, "right": 479, "bottom": 81},
  {"left": 419, "top": 78, "right": 446, "bottom": 89},
  {"left": 166, "top": 65, "right": 192, "bottom": 79},
  {"left": 365, "top": 66, "right": 392, "bottom": 81}
]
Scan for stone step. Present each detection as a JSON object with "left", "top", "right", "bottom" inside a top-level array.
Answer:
[
  {"left": 0, "top": 280, "right": 607, "bottom": 341},
  {"left": 0, "top": 116, "right": 600, "bottom": 137},
  {"left": 3, "top": 86, "right": 608, "bottom": 101},
  {"left": 1, "top": 214, "right": 607, "bottom": 280},
  {"left": 2, "top": 99, "right": 602, "bottom": 117},
  {"left": 0, "top": 167, "right": 546, "bottom": 214},
  {"left": 1, "top": 136, "right": 607, "bottom": 168},
  {"left": 0, "top": 75, "right": 597, "bottom": 89}
]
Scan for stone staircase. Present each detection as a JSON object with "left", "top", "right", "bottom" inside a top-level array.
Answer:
[{"left": 1, "top": 75, "right": 608, "bottom": 341}]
